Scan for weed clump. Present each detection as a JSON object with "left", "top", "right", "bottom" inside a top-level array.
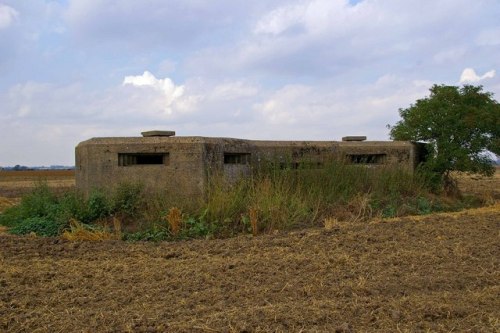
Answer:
[
  {"left": 0, "top": 181, "right": 144, "bottom": 238},
  {"left": 9, "top": 216, "right": 63, "bottom": 237}
]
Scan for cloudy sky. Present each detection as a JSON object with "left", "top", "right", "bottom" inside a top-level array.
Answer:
[{"left": 1, "top": 0, "right": 499, "bottom": 166}]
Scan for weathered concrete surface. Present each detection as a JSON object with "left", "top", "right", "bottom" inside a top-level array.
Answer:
[
  {"left": 342, "top": 136, "right": 367, "bottom": 141},
  {"left": 75, "top": 136, "right": 424, "bottom": 200}
]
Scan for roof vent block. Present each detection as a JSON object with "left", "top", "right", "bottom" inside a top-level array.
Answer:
[
  {"left": 342, "top": 136, "right": 367, "bottom": 142},
  {"left": 141, "top": 130, "right": 176, "bottom": 137}
]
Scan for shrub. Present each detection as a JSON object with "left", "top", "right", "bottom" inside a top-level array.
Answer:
[
  {"left": 0, "top": 182, "right": 60, "bottom": 228},
  {"left": 112, "top": 182, "right": 144, "bottom": 217},
  {"left": 85, "top": 190, "right": 111, "bottom": 222},
  {"left": 9, "top": 217, "right": 63, "bottom": 237},
  {"left": 0, "top": 184, "right": 112, "bottom": 237}
]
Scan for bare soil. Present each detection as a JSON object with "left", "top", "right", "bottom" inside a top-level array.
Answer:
[{"left": 0, "top": 170, "right": 499, "bottom": 332}]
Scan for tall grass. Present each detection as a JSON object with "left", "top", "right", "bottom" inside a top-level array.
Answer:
[
  {"left": 201, "top": 161, "right": 428, "bottom": 235},
  {"left": 1, "top": 161, "right": 463, "bottom": 240}
]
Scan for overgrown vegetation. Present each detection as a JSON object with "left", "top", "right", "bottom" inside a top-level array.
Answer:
[
  {"left": 0, "top": 161, "right": 485, "bottom": 241},
  {"left": 0, "top": 181, "right": 144, "bottom": 239}
]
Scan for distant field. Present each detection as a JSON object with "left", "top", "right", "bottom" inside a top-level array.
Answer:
[
  {"left": 454, "top": 167, "right": 500, "bottom": 201},
  {"left": 0, "top": 169, "right": 74, "bottom": 181},
  {"left": 0, "top": 170, "right": 75, "bottom": 198}
]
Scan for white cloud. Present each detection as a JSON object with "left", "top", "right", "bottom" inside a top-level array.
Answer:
[
  {"left": 459, "top": 68, "right": 496, "bottom": 83},
  {"left": 255, "top": 85, "right": 312, "bottom": 124},
  {"left": 253, "top": 0, "right": 368, "bottom": 37},
  {"left": 188, "top": 0, "right": 487, "bottom": 79},
  {"left": 17, "top": 105, "right": 30, "bottom": 117},
  {"left": 251, "top": 76, "right": 432, "bottom": 140},
  {"left": 123, "top": 71, "right": 184, "bottom": 114},
  {"left": 254, "top": 4, "right": 305, "bottom": 35},
  {"left": 0, "top": 3, "right": 18, "bottom": 29}
]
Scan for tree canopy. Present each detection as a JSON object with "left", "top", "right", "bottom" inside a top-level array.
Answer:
[{"left": 389, "top": 84, "right": 500, "bottom": 182}]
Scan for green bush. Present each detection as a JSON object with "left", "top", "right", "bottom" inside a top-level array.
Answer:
[
  {"left": 0, "top": 184, "right": 113, "bottom": 236},
  {"left": 112, "top": 182, "right": 144, "bottom": 217},
  {"left": 85, "top": 190, "right": 111, "bottom": 222},
  {"left": 0, "top": 182, "right": 59, "bottom": 227},
  {"left": 9, "top": 217, "right": 63, "bottom": 237}
]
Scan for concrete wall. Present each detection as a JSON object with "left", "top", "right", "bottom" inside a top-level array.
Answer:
[
  {"left": 76, "top": 137, "right": 207, "bottom": 200},
  {"left": 76, "top": 136, "right": 423, "bottom": 200}
]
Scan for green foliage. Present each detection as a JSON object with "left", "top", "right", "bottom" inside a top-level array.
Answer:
[
  {"left": 182, "top": 215, "right": 216, "bottom": 238},
  {"left": 18, "top": 182, "right": 59, "bottom": 219},
  {"left": 9, "top": 217, "right": 63, "bottom": 237},
  {"left": 56, "top": 190, "right": 111, "bottom": 224},
  {"left": 1, "top": 184, "right": 114, "bottom": 236},
  {"left": 416, "top": 196, "right": 432, "bottom": 215},
  {"left": 389, "top": 84, "right": 500, "bottom": 185},
  {"left": 85, "top": 190, "right": 111, "bottom": 222},
  {"left": 112, "top": 182, "right": 144, "bottom": 217},
  {"left": 0, "top": 182, "right": 59, "bottom": 228}
]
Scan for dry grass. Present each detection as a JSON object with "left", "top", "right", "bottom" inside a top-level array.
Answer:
[
  {"left": 112, "top": 216, "right": 122, "bottom": 239},
  {"left": 61, "top": 219, "right": 116, "bottom": 241},
  {"left": 323, "top": 217, "right": 341, "bottom": 230},
  {"left": 454, "top": 167, "right": 500, "bottom": 203},
  {"left": 0, "top": 197, "right": 20, "bottom": 213},
  {"left": 249, "top": 207, "right": 259, "bottom": 236},
  {"left": 166, "top": 207, "right": 182, "bottom": 236},
  {"left": 376, "top": 201, "right": 500, "bottom": 224}
]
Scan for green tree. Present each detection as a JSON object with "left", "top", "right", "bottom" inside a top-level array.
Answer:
[{"left": 389, "top": 84, "right": 500, "bottom": 188}]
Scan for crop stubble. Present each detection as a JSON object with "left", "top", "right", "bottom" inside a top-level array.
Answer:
[
  {"left": 0, "top": 204, "right": 499, "bottom": 332},
  {"left": 0, "top": 169, "right": 499, "bottom": 332}
]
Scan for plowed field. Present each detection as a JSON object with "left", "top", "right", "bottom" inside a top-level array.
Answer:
[{"left": 0, "top": 171, "right": 499, "bottom": 332}]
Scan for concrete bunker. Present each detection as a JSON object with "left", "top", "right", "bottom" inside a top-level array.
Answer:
[{"left": 75, "top": 131, "right": 425, "bottom": 201}]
